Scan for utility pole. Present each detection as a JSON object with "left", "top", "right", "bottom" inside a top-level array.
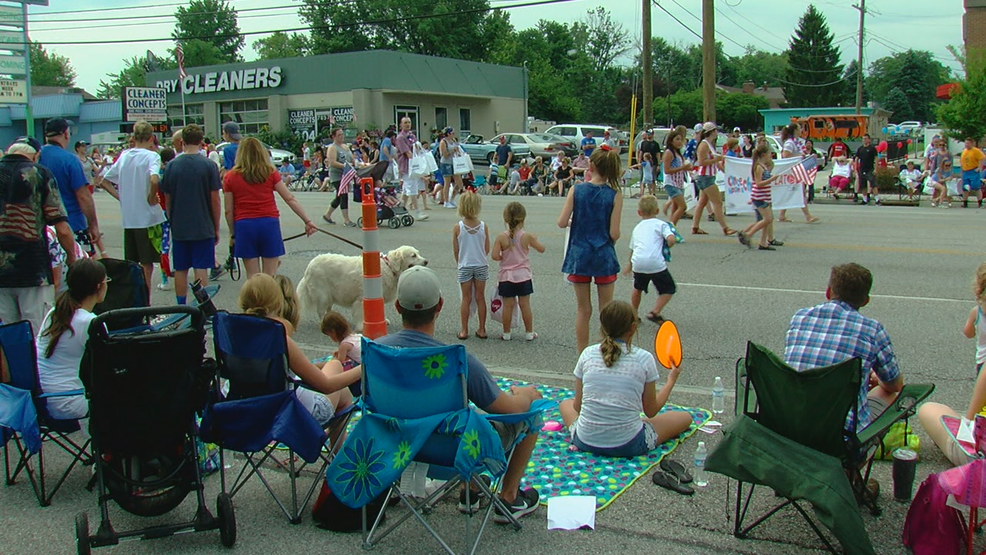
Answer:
[
  {"left": 702, "top": 0, "right": 716, "bottom": 122},
  {"left": 853, "top": 0, "right": 865, "bottom": 114},
  {"left": 641, "top": 0, "right": 653, "bottom": 128}
]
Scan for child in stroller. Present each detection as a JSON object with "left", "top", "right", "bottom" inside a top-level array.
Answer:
[{"left": 361, "top": 182, "right": 414, "bottom": 229}]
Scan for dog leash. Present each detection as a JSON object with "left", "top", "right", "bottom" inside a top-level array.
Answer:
[{"left": 281, "top": 228, "right": 364, "bottom": 249}]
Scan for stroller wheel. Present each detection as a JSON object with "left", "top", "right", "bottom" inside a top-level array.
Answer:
[
  {"left": 357, "top": 217, "right": 363, "bottom": 227},
  {"left": 229, "top": 258, "right": 241, "bottom": 282},
  {"left": 401, "top": 215, "right": 414, "bottom": 227},
  {"left": 75, "top": 512, "right": 91, "bottom": 555},
  {"left": 389, "top": 218, "right": 401, "bottom": 229},
  {"left": 217, "top": 493, "right": 237, "bottom": 547}
]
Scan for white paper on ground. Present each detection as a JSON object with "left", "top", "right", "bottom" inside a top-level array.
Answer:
[{"left": 547, "top": 495, "right": 596, "bottom": 530}]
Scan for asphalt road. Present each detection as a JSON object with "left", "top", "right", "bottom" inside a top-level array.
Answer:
[{"left": 3, "top": 185, "right": 982, "bottom": 554}]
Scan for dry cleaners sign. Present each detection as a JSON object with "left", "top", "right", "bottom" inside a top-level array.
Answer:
[{"left": 155, "top": 66, "right": 283, "bottom": 95}]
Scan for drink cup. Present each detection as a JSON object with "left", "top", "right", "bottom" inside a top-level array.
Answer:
[{"left": 892, "top": 448, "right": 918, "bottom": 502}]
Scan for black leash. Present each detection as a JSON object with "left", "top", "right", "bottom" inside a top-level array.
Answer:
[{"left": 281, "top": 227, "right": 364, "bottom": 250}]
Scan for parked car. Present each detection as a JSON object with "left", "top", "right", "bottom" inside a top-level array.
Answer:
[
  {"left": 217, "top": 141, "right": 295, "bottom": 165},
  {"left": 491, "top": 133, "right": 577, "bottom": 160},
  {"left": 460, "top": 134, "right": 531, "bottom": 164},
  {"left": 544, "top": 124, "right": 624, "bottom": 153},
  {"left": 896, "top": 121, "right": 923, "bottom": 133}
]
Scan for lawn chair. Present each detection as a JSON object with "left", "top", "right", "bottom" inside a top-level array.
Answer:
[
  {"left": 200, "top": 311, "right": 354, "bottom": 524},
  {"left": 707, "top": 342, "right": 933, "bottom": 555},
  {"left": 0, "top": 320, "right": 90, "bottom": 507},
  {"left": 328, "top": 339, "right": 552, "bottom": 555}
]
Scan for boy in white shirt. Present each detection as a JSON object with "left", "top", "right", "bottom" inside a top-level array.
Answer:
[
  {"left": 623, "top": 195, "right": 677, "bottom": 324},
  {"left": 898, "top": 160, "right": 927, "bottom": 200}
]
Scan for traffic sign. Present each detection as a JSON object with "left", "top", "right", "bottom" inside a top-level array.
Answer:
[{"left": 0, "top": 78, "right": 27, "bottom": 104}]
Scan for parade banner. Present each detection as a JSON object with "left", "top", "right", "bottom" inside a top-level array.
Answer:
[{"left": 723, "top": 157, "right": 805, "bottom": 214}]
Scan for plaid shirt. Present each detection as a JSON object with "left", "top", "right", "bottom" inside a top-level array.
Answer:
[{"left": 784, "top": 300, "right": 901, "bottom": 431}]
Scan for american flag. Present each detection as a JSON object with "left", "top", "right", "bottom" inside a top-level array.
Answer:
[
  {"left": 175, "top": 43, "right": 187, "bottom": 79},
  {"left": 791, "top": 156, "right": 818, "bottom": 186},
  {"left": 338, "top": 163, "right": 357, "bottom": 195}
]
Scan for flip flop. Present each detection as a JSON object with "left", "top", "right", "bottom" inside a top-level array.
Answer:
[
  {"left": 660, "top": 459, "right": 693, "bottom": 484},
  {"left": 807, "top": 217, "right": 820, "bottom": 223},
  {"left": 652, "top": 470, "right": 693, "bottom": 495},
  {"left": 777, "top": 218, "right": 793, "bottom": 223},
  {"left": 475, "top": 331, "right": 488, "bottom": 339},
  {"left": 457, "top": 333, "right": 469, "bottom": 340},
  {"left": 723, "top": 228, "right": 737, "bottom": 236},
  {"left": 645, "top": 312, "right": 664, "bottom": 324},
  {"left": 691, "top": 227, "right": 708, "bottom": 235}
]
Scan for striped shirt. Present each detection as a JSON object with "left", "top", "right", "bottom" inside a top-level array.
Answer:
[
  {"left": 751, "top": 168, "right": 771, "bottom": 202},
  {"left": 666, "top": 153, "right": 685, "bottom": 187},
  {"left": 696, "top": 139, "right": 718, "bottom": 176}
]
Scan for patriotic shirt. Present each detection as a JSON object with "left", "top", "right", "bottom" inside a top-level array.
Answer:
[
  {"left": 784, "top": 300, "right": 901, "bottom": 431},
  {"left": 665, "top": 152, "right": 686, "bottom": 187},
  {"left": 751, "top": 167, "right": 772, "bottom": 202},
  {"left": 696, "top": 139, "right": 718, "bottom": 176}
]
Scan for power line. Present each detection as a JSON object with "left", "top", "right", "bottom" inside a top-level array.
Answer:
[
  {"left": 29, "top": 2, "right": 296, "bottom": 25},
  {"left": 28, "top": 0, "right": 251, "bottom": 18},
  {"left": 20, "top": 0, "right": 574, "bottom": 45},
  {"left": 31, "top": 7, "right": 299, "bottom": 33}
]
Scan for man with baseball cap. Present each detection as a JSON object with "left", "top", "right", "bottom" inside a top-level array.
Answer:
[
  {"left": 374, "top": 266, "right": 543, "bottom": 523},
  {"left": 221, "top": 121, "right": 242, "bottom": 174},
  {"left": 39, "top": 118, "right": 101, "bottom": 256}
]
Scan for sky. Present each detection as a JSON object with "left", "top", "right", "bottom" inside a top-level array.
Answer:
[{"left": 21, "top": 0, "right": 967, "bottom": 96}]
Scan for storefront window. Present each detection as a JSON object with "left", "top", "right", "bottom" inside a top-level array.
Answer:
[
  {"left": 167, "top": 104, "right": 206, "bottom": 135},
  {"left": 435, "top": 107, "right": 447, "bottom": 130},
  {"left": 459, "top": 108, "right": 471, "bottom": 135},
  {"left": 218, "top": 99, "right": 269, "bottom": 135}
]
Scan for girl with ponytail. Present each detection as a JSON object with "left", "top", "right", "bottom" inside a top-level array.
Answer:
[
  {"left": 491, "top": 202, "right": 544, "bottom": 341},
  {"left": 559, "top": 301, "right": 691, "bottom": 458},
  {"left": 36, "top": 258, "right": 107, "bottom": 420}
]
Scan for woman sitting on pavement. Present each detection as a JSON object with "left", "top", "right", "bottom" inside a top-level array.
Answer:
[{"left": 238, "top": 273, "right": 358, "bottom": 427}]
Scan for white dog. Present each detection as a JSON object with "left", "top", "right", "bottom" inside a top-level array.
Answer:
[{"left": 296, "top": 245, "right": 428, "bottom": 329}]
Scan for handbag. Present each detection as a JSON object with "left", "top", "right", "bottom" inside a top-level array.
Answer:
[{"left": 453, "top": 154, "right": 473, "bottom": 175}]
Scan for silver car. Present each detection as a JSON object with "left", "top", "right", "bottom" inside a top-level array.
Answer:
[
  {"left": 216, "top": 141, "right": 295, "bottom": 165},
  {"left": 491, "top": 133, "right": 578, "bottom": 160}
]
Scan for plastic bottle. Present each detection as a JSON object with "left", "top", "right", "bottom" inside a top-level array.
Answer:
[
  {"left": 712, "top": 376, "right": 725, "bottom": 415},
  {"left": 693, "top": 441, "right": 708, "bottom": 487}
]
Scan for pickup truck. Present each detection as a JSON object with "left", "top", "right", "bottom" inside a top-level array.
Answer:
[{"left": 461, "top": 134, "right": 531, "bottom": 165}]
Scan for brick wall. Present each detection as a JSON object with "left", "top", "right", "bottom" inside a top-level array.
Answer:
[{"left": 966, "top": 0, "right": 986, "bottom": 57}]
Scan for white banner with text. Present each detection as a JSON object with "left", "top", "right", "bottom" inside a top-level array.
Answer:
[{"left": 723, "top": 157, "right": 806, "bottom": 214}]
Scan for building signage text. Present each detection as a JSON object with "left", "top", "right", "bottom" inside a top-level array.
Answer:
[
  {"left": 156, "top": 66, "right": 283, "bottom": 96},
  {"left": 122, "top": 87, "right": 168, "bottom": 122}
]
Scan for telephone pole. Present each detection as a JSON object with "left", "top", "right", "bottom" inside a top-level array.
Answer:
[
  {"left": 642, "top": 0, "right": 653, "bottom": 128},
  {"left": 853, "top": 0, "right": 866, "bottom": 114},
  {"left": 702, "top": 0, "right": 716, "bottom": 122}
]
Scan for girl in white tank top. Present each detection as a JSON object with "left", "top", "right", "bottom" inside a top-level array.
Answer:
[{"left": 452, "top": 192, "right": 490, "bottom": 339}]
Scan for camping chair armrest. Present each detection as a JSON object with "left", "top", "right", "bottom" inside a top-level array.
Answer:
[
  {"left": 38, "top": 389, "right": 85, "bottom": 399},
  {"left": 483, "top": 399, "right": 557, "bottom": 425},
  {"left": 855, "top": 383, "right": 935, "bottom": 447}
]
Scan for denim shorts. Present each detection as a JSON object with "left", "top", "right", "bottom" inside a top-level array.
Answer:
[
  {"left": 571, "top": 421, "right": 659, "bottom": 458},
  {"left": 171, "top": 238, "right": 216, "bottom": 272},
  {"left": 752, "top": 199, "right": 770, "bottom": 209},
  {"left": 309, "top": 393, "right": 336, "bottom": 427},
  {"left": 695, "top": 175, "right": 717, "bottom": 191},
  {"left": 234, "top": 217, "right": 286, "bottom": 259},
  {"left": 963, "top": 170, "right": 982, "bottom": 191},
  {"left": 664, "top": 183, "right": 683, "bottom": 198},
  {"left": 440, "top": 163, "right": 454, "bottom": 177}
]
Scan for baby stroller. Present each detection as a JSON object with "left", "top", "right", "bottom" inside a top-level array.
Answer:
[
  {"left": 358, "top": 182, "right": 414, "bottom": 229},
  {"left": 75, "top": 306, "right": 235, "bottom": 553}
]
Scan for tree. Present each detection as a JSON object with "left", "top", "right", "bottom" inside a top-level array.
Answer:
[
  {"left": 29, "top": 41, "right": 76, "bottom": 87},
  {"left": 784, "top": 5, "right": 845, "bottom": 107},
  {"left": 171, "top": 39, "right": 228, "bottom": 69},
  {"left": 936, "top": 57, "right": 986, "bottom": 142},
  {"left": 569, "top": 7, "right": 630, "bottom": 75},
  {"left": 172, "top": 0, "right": 243, "bottom": 63},
  {"left": 864, "top": 50, "right": 949, "bottom": 122},
  {"left": 253, "top": 32, "right": 310, "bottom": 60},
  {"left": 97, "top": 56, "right": 149, "bottom": 99},
  {"left": 730, "top": 47, "right": 789, "bottom": 88}
]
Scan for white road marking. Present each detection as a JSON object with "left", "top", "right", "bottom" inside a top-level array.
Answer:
[{"left": 678, "top": 282, "right": 967, "bottom": 303}]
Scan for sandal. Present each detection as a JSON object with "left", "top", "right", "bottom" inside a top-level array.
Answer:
[
  {"left": 691, "top": 227, "right": 708, "bottom": 235},
  {"left": 645, "top": 312, "right": 664, "bottom": 324},
  {"left": 659, "top": 459, "right": 693, "bottom": 484},
  {"left": 457, "top": 332, "right": 469, "bottom": 340},
  {"left": 652, "top": 470, "right": 693, "bottom": 495},
  {"left": 475, "top": 331, "right": 488, "bottom": 339},
  {"left": 723, "top": 228, "right": 737, "bottom": 236},
  {"left": 807, "top": 217, "right": 820, "bottom": 223},
  {"left": 777, "top": 218, "right": 793, "bottom": 223}
]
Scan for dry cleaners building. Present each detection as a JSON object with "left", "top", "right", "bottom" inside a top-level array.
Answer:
[{"left": 146, "top": 50, "right": 527, "bottom": 142}]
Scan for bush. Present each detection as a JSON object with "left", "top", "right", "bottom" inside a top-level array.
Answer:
[
  {"left": 875, "top": 166, "right": 899, "bottom": 193},
  {"left": 256, "top": 126, "right": 303, "bottom": 157}
]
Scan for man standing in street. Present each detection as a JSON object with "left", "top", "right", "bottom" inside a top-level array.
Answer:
[
  {"left": 0, "top": 137, "right": 77, "bottom": 334},
  {"left": 395, "top": 117, "right": 424, "bottom": 214},
  {"left": 637, "top": 129, "right": 661, "bottom": 167},
  {"left": 101, "top": 121, "right": 166, "bottom": 299},
  {"left": 221, "top": 121, "right": 242, "bottom": 176},
  {"left": 495, "top": 135, "right": 513, "bottom": 168},
  {"left": 853, "top": 134, "right": 878, "bottom": 205},
  {"left": 581, "top": 131, "right": 595, "bottom": 158},
  {"left": 160, "top": 124, "right": 221, "bottom": 306},
  {"left": 39, "top": 118, "right": 100, "bottom": 257}
]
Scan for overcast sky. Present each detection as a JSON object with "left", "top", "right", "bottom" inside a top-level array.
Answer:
[{"left": 23, "top": 0, "right": 966, "bottom": 96}]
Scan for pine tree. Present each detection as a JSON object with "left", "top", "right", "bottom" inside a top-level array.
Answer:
[{"left": 785, "top": 5, "right": 845, "bottom": 107}]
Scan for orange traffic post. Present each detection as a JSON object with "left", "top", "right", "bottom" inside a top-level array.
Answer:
[{"left": 360, "top": 177, "right": 387, "bottom": 339}]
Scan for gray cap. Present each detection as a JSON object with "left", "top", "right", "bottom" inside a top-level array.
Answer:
[
  {"left": 222, "top": 121, "right": 242, "bottom": 141},
  {"left": 397, "top": 266, "right": 441, "bottom": 311}
]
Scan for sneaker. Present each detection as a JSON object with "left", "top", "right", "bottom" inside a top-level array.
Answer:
[
  {"left": 209, "top": 266, "right": 225, "bottom": 281},
  {"left": 458, "top": 475, "right": 491, "bottom": 514},
  {"left": 156, "top": 281, "right": 172, "bottom": 291},
  {"left": 416, "top": 211, "right": 429, "bottom": 221},
  {"left": 345, "top": 221, "right": 358, "bottom": 227},
  {"left": 493, "top": 488, "right": 539, "bottom": 524}
]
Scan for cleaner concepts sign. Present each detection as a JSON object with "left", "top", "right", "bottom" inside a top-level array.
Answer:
[
  {"left": 121, "top": 87, "right": 168, "bottom": 122},
  {"left": 155, "top": 66, "right": 283, "bottom": 96}
]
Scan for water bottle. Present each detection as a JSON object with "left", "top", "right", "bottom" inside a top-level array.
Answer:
[
  {"left": 693, "top": 441, "right": 708, "bottom": 487},
  {"left": 712, "top": 376, "right": 725, "bottom": 415}
]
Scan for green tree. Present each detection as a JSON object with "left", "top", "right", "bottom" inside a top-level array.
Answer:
[
  {"left": 730, "top": 46, "right": 789, "bottom": 88},
  {"left": 864, "top": 50, "right": 949, "bottom": 122},
  {"left": 171, "top": 39, "right": 227, "bottom": 69},
  {"left": 28, "top": 41, "right": 76, "bottom": 87},
  {"left": 647, "top": 37, "right": 692, "bottom": 95},
  {"left": 882, "top": 88, "right": 910, "bottom": 121},
  {"left": 717, "top": 91, "right": 770, "bottom": 130},
  {"left": 253, "top": 32, "right": 309, "bottom": 60},
  {"left": 936, "top": 57, "right": 986, "bottom": 141},
  {"left": 172, "top": 0, "right": 243, "bottom": 63},
  {"left": 97, "top": 56, "right": 148, "bottom": 99},
  {"left": 569, "top": 7, "right": 630, "bottom": 75},
  {"left": 784, "top": 5, "right": 845, "bottom": 107}
]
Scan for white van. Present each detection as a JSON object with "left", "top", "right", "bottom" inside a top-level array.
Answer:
[{"left": 544, "top": 124, "right": 624, "bottom": 153}]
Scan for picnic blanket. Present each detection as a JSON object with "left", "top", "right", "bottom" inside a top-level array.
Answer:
[{"left": 497, "top": 378, "right": 711, "bottom": 511}]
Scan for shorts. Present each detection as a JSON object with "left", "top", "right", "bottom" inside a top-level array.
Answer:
[
  {"left": 234, "top": 217, "right": 286, "bottom": 259},
  {"left": 571, "top": 421, "right": 658, "bottom": 458},
  {"left": 172, "top": 238, "right": 216, "bottom": 272},
  {"left": 752, "top": 199, "right": 770, "bottom": 209},
  {"left": 401, "top": 173, "right": 423, "bottom": 196},
  {"left": 829, "top": 175, "right": 850, "bottom": 190},
  {"left": 458, "top": 265, "right": 489, "bottom": 283},
  {"left": 440, "top": 163, "right": 454, "bottom": 177},
  {"left": 567, "top": 274, "right": 618, "bottom": 285},
  {"left": 962, "top": 170, "right": 982, "bottom": 191},
  {"left": 74, "top": 228, "right": 95, "bottom": 256},
  {"left": 303, "top": 160, "right": 311, "bottom": 169},
  {"left": 664, "top": 183, "right": 683, "bottom": 199},
  {"left": 859, "top": 171, "right": 876, "bottom": 188},
  {"left": 632, "top": 269, "right": 676, "bottom": 295},
  {"left": 695, "top": 175, "right": 717, "bottom": 191},
  {"left": 309, "top": 393, "right": 337, "bottom": 427},
  {"left": 498, "top": 279, "right": 533, "bottom": 298},
  {"left": 490, "top": 419, "right": 528, "bottom": 451},
  {"left": 124, "top": 227, "right": 161, "bottom": 265},
  {"left": 330, "top": 182, "right": 349, "bottom": 210}
]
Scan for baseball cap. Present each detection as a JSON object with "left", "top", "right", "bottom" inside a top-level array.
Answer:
[
  {"left": 732, "top": 126, "right": 741, "bottom": 132},
  {"left": 10, "top": 136, "right": 42, "bottom": 152},
  {"left": 644, "top": 129, "right": 653, "bottom": 135},
  {"left": 74, "top": 140, "right": 88, "bottom": 149},
  {"left": 222, "top": 121, "right": 242, "bottom": 141},
  {"left": 701, "top": 122, "right": 717, "bottom": 132},
  {"left": 44, "top": 118, "right": 73, "bottom": 137},
  {"left": 603, "top": 130, "right": 610, "bottom": 136},
  {"left": 693, "top": 123, "right": 703, "bottom": 132},
  {"left": 397, "top": 266, "right": 442, "bottom": 311},
  {"left": 442, "top": 126, "right": 454, "bottom": 135}
]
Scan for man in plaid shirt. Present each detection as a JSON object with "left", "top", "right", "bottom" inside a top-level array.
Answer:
[{"left": 784, "top": 263, "right": 904, "bottom": 431}]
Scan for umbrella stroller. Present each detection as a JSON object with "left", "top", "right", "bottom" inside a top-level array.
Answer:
[{"left": 75, "top": 306, "right": 235, "bottom": 554}]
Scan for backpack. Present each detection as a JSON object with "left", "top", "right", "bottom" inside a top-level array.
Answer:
[
  {"left": 312, "top": 479, "right": 388, "bottom": 532},
  {"left": 902, "top": 474, "right": 965, "bottom": 555}
]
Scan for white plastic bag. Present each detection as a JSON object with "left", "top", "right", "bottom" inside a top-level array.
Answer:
[
  {"left": 453, "top": 154, "right": 473, "bottom": 175},
  {"left": 409, "top": 153, "right": 431, "bottom": 178},
  {"left": 489, "top": 289, "right": 522, "bottom": 327}
]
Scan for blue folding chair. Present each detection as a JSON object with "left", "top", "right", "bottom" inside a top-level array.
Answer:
[
  {"left": 0, "top": 320, "right": 90, "bottom": 506},
  {"left": 201, "top": 311, "right": 354, "bottom": 524},
  {"left": 332, "top": 339, "right": 552, "bottom": 555}
]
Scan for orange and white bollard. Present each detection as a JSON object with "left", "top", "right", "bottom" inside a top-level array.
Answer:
[{"left": 360, "top": 177, "right": 387, "bottom": 339}]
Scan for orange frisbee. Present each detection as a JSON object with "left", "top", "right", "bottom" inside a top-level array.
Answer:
[{"left": 654, "top": 320, "right": 682, "bottom": 369}]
